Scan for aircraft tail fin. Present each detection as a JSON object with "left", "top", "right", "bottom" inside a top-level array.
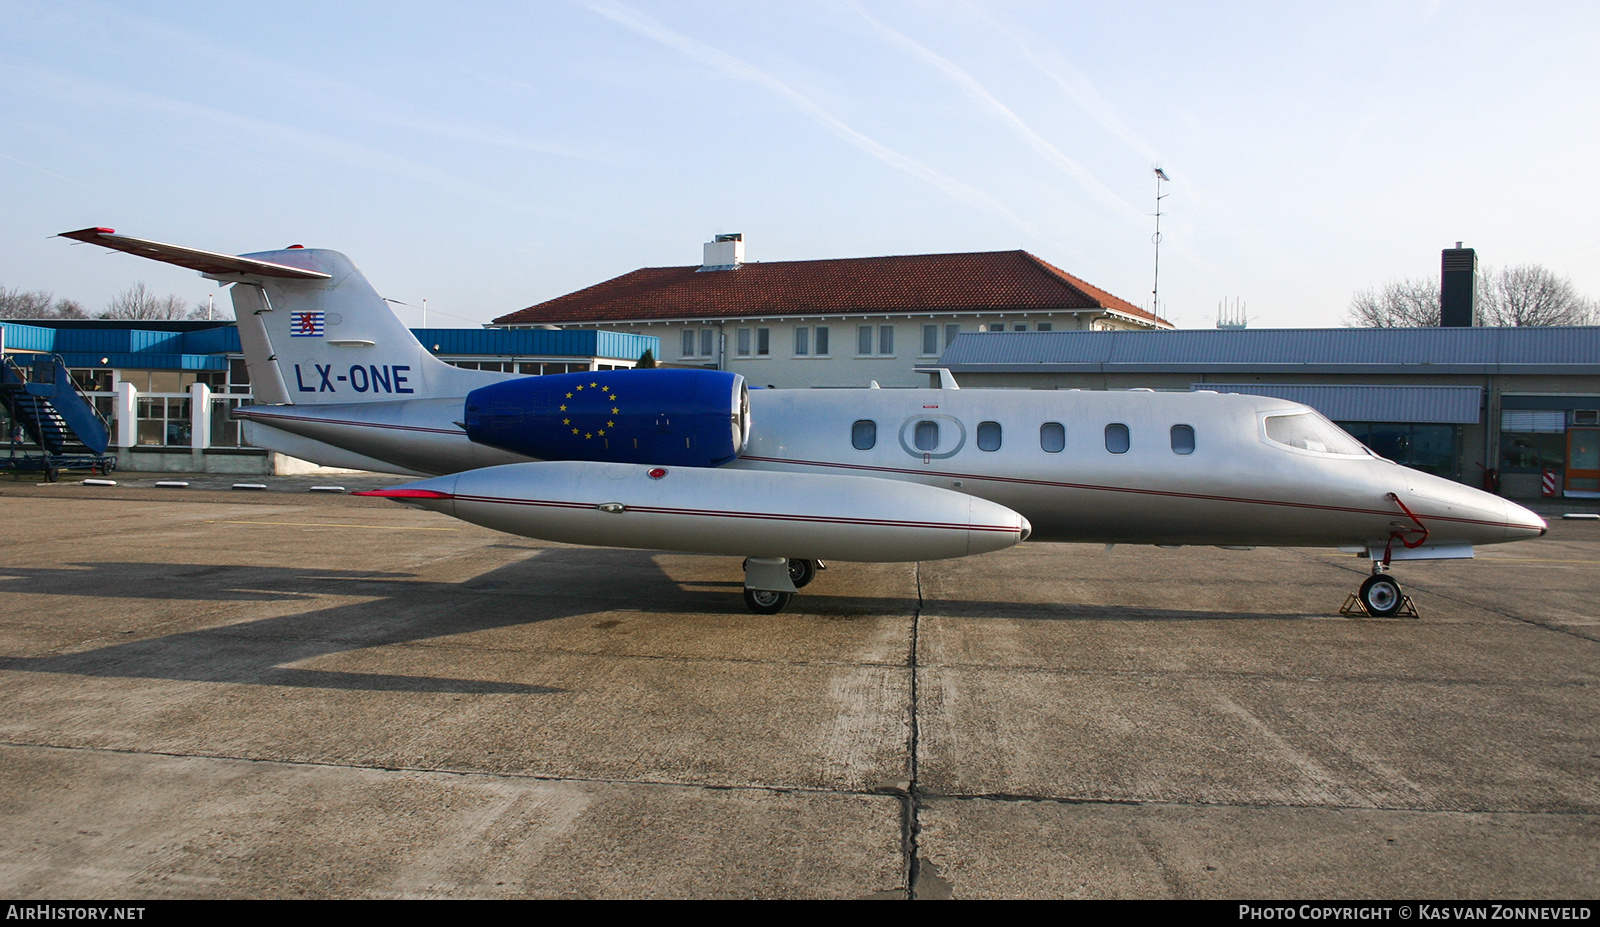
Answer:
[{"left": 59, "top": 227, "right": 507, "bottom": 405}]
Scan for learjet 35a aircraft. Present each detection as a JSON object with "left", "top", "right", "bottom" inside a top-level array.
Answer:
[{"left": 59, "top": 227, "right": 1547, "bottom": 615}]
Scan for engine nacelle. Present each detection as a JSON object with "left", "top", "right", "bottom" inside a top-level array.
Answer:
[{"left": 463, "top": 368, "right": 749, "bottom": 468}]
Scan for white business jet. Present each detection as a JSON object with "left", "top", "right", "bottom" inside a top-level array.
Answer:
[{"left": 59, "top": 228, "right": 1547, "bottom": 615}]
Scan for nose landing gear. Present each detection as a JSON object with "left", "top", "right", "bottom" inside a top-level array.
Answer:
[
  {"left": 1358, "top": 571, "right": 1404, "bottom": 617},
  {"left": 1343, "top": 563, "right": 1419, "bottom": 618}
]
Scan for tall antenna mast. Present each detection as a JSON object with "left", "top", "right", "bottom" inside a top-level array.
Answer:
[{"left": 1151, "top": 166, "right": 1170, "bottom": 316}]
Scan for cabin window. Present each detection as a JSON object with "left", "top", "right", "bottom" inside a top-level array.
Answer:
[
  {"left": 1171, "top": 424, "right": 1196, "bottom": 455},
  {"left": 914, "top": 420, "right": 940, "bottom": 451},
  {"left": 852, "top": 420, "right": 877, "bottom": 450},
  {"left": 1040, "top": 422, "right": 1065, "bottom": 453},
  {"left": 1105, "top": 423, "right": 1130, "bottom": 454},
  {"left": 977, "top": 421, "right": 1002, "bottom": 452}
]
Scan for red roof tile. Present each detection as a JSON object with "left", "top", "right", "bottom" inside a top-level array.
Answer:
[{"left": 494, "top": 250, "right": 1170, "bottom": 328}]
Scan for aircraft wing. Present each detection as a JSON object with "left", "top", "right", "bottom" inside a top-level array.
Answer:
[{"left": 56, "top": 227, "right": 331, "bottom": 280}]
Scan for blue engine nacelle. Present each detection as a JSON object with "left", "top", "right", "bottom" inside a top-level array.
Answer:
[{"left": 463, "top": 368, "right": 750, "bottom": 467}]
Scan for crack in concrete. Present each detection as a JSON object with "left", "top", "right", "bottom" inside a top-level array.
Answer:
[{"left": 902, "top": 561, "right": 937, "bottom": 899}]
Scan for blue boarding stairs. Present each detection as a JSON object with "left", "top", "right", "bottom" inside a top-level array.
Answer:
[{"left": 0, "top": 353, "right": 115, "bottom": 481}]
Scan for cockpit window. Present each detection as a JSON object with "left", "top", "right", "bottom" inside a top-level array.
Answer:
[{"left": 1263, "top": 411, "right": 1369, "bottom": 456}]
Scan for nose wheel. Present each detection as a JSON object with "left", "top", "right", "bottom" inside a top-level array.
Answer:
[
  {"left": 1343, "top": 562, "right": 1418, "bottom": 618},
  {"left": 1358, "top": 573, "right": 1404, "bottom": 617}
]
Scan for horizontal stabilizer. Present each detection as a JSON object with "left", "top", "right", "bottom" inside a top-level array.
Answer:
[{"left": 56, "top": 227, "right": 330, "bottom": 280}]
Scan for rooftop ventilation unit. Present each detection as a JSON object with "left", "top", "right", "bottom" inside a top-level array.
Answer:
[{"left": 700, "top": 233, "right": 744, "bottom": 272}]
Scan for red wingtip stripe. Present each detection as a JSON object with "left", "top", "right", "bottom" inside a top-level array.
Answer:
[{"left": 353, "top": 488, "right": 455, "bottom": 499}]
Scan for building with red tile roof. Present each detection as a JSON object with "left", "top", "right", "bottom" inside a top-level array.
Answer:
[{"left": 492, "top": 235, "right": 1171, "bottom": 388}]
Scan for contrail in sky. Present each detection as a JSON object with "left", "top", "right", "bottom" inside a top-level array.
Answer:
[
  {"left": 585, "top": 0, "right": 1030, "bottom": 230},
  {"left": 849, "top": 3, "right": 1146, "bottom": 222}
]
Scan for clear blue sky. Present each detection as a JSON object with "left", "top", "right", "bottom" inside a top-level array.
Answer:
[{"left": 3, "top": 0, "right": 1596, "bottom": 329}]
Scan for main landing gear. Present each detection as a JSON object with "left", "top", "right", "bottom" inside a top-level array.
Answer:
[{"left": 740, "top": 557, "right": 826, "bottom": 614}]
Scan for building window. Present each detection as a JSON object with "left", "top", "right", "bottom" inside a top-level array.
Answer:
[
  {"left": 1037, "top": 322, "right": 1053, "bottom": 332},
  {"left": 922, "top": 324, "right": 939, "bottom": 356},
  {"left": 1040, "top": 422, "right": 1065, "bottom": 453},
  {"left": 879, "top": 325, "right": 894, "bottom": 355},
  {"left": 1013, "top": 323, "right": 1028, "bottom": 332},
  {"left": 858, "top": 325, "right": 873, "bottom": 356},
  {"left": 1105, "top": 423, "right": 1130, "bottom": 454},
  {"left": 737, "top": 328, "right": 752, "bottom": 357},
  {"left": 756, "top": 327, "right": 770, "bottom": 357},
  {"left": 852, "top": 420, "right": 877, "bottom": 450},
  {"left": 977, "top": 421, "right": 1002, "bottom": 451},
  {"left": 794, "top": 327, "right": 810, "bottom": 356},
  {"left": 1171, "top": 424, "right": 1196, "bottom": 455},
  {"left": 136, "top": 396, "right": 191, "bottom": 447},
  {"left": 945, "top": 323, "right": 960, "bottom": 348},
  {"left": 681, "top": 327, "right": 715, "bottom": 358},
  {"left": 815, "top": 326, "right": 829, "bottom": 356},
  {"left": 914, "top": 420, "right": 939, "bottom": 451},
  {"left": 1344, "top": 422, "right": 1459, "bottom": 478}
]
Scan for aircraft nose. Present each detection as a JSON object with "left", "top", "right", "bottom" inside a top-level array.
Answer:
[{"left": 1501, "top": 498, "right": 1548, "bottom": 540}]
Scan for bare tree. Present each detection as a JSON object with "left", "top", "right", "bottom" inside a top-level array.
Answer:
[
  {"left": 0, "top": 286, "right": 58, "bottom": 319},
  {"left": 1344, "top": 278, "right": 1440, "bottom": 327},
  {"left": 51, "top": 298, "right": 89, "bottom": 319},
  {"left": 184, "top": 297, "right": 232, "bottom": 321},
  {"left": 1479, "top": 265, "right": 1597, "bottom": 327},
  {"left": 99, "top": 282, "right": 193, "bottom": 321},
  {"left": 1347, "top": 264, "right": 1597, "bottom": 327},
  {"left": 0, "top": 287, "right": 94, "bottom": 320}
]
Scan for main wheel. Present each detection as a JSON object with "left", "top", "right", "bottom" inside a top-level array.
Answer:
[
  {"left": 1359, "top": 574, "right": 1403, "bottom": 617},
  {"left": 787, "top": 558, "right": 818, "bottom": 589},
  {"left": 743, "top": 588, "right": 793, "bottom": 614}
]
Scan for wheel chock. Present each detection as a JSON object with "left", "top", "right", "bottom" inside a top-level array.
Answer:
[{"left": 1340, "top": 594, "right": 1420, "bottom": 618}]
